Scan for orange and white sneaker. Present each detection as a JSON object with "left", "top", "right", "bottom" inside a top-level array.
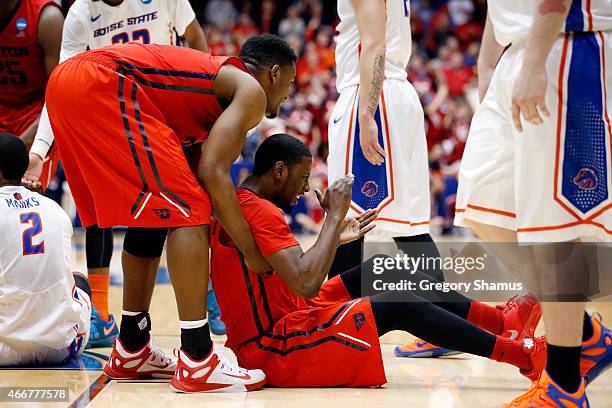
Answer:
[
  {"left": 170, "top": 347, "right": 265, "bottom": 393},
  {"left": 580, "top": 313, "right": 612, "bottom": 386},
  {"left": 103, "top": 337, "right": 177, "bottom": 379},
  {"left": 520, "top": 335, "right": 547, "bottom": 382},
  {"left": 499, "top": 370, "right": 589, "bottom": 407},
  {"left": 497, "top": 293, "right": 542, "bottom": 341}
]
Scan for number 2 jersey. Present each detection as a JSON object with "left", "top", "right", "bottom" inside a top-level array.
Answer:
[
  {"left": 0, "top": 0, "right": 60, "bottom": 135},
  {"left": 0, "top": 185, "right": 83, "bottom": 350},
  {"left": 61, "top": 0, "right": 195, "bottom": 62}
]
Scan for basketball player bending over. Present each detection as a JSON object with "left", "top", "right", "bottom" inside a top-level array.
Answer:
[
  {"left": 210, "top": 134, "right": 547, "bottom": 387},
  {"left": 0, "top": 133, "right": 92, "bottom": 366}
]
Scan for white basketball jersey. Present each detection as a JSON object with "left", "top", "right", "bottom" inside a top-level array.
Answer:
[
  {"left": 489, "top": 0, "right": 612, "bottom": 47},
  {"left": 61, "top": 0, "right": 196, "bottom": 61},
  {"left": 0, "top": 186, "right": 81, "bottom": 350},
  {"left": 335, "top": 0, "right": 412, "bottom": 92}
]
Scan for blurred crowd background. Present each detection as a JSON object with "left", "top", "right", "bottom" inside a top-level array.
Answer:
[{"left": 51, "top": 0, "right": 487, "bottom": 236}]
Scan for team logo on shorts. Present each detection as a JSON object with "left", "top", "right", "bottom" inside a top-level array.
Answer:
[
  {"left": 153, "top": 208, "right": 170, "bottom": 219},
  {"left": 353, "top": 312, "right": 366, "bottom": 331},
  {"left": 573, "top": 168, "right": 598, "bottom": 191},
  {"left": 16, "top": 18, "right": 27, "bottom": 31},
  {"left": 361, "top": 181, "right": 379, "bottom": 197}
]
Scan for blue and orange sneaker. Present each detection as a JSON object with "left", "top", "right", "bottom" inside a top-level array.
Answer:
[
  {"left": 86, "top": 308, "right": 119, "bottom": 349},
  {"left": 394, "top": 338, "right": 461, "bottom": 358},
  {"left": 499, "top": 370, "right": 589, "bottom": 407},
  {"left": 581, "top": 313, "right": 612, "bottom": 386}
]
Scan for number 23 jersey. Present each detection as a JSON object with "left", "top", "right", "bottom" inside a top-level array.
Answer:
[{"left": 61, "top": 0, "right": 195, "bottom": 62}]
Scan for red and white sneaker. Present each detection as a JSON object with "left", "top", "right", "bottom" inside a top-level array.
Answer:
[
  {"left": 497, "top": 293, "right": 542, "bottom": 341},
  {"left": 170, "top": 347, "right": 266, "bottom": 393},
  {"left": 103, "top": 337, "right": 177, "bottom": 379}
]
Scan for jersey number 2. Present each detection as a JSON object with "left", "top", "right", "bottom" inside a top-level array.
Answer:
[{"left": 20, "top": 212, "right": 44, "bottom": 255}]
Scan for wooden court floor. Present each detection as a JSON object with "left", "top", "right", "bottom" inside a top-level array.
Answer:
[{"left": 1, "top": 233, "right": 611, "bottom": 407}]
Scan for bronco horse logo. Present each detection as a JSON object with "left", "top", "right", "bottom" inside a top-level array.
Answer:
[
  {"left": 361, "top": 181, "right": 379, "bottom": 197},
  {"left": 573, "top": 168, "right": 598, "bottom": 191}
]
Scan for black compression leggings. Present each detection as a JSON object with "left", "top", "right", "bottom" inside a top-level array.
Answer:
[{"left": 339, "top": 256, "right": 497, "bottom": 358}]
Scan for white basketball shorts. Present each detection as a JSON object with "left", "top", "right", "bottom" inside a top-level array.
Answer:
[
  {"left": 456, "top": 31, "right": 612, "bottom": 242},
  {"left": 328, "top": 79, "right": 431, "bottom": 238}
]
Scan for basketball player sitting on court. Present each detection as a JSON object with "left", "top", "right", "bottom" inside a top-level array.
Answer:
[
  {"left": 0, "top": 133, "right": 92, "bottom": 366},
  {"left": 210, "top": 134, "right": 547, "bottom": 387}
]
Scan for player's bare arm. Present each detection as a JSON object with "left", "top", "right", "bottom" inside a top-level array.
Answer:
[
  {"left": 266, "top": 176, "right": 375, "bottom": 298},
  {"left": 512, "top": 0, "right": 570, "bottom": 131},
  {"left": 477, "top": 13, "right": 505, "bottom": 102},
  {"left": 18, "top": 4, "right": 63, "bottom": 151},
  {"left": 184, "top": 19, "right": 209, "bottom": 52},
  {"left": 353, "top": 0, "right": 386, "bottom": 166},
  {"left": 201, "top": 65, "right": 271, "bottom": 276}
]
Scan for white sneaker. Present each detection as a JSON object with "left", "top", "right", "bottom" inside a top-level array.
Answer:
[
  {"left": 169, "top": 346, "right": 266, "bottom": 393},
  {"left": 103, "top": 337, "right": 177, "bottom": 379}
]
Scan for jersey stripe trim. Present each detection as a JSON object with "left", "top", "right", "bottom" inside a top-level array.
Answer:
[
  {"left": 117, "top": 67, "right": 215, "bottom": 95},
  {"left": 121, "top": 64, "right": 217, "bottom": 80},
  {"left": 237, "top": 250, "right": 266, "bottom": 336}
]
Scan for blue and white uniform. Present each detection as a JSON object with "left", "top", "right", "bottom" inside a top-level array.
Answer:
[
  {"left": 455, "top": 0, "right": 612, "bottom": 242},
  {"left": 329, "top": 0, "right": 430, "bottom": 237},
  {"left": 0, "top": 186, "right": 90, "bottom": 365}
]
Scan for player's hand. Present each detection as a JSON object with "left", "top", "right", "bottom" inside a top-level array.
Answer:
[
  {"left": 22, "top": 153, "right": 43, "bottom": 192},
  {"left": 244, "top": 246, "right": 273, "bottom": 277},
  {"left": 511, "top": 63, "right": 550, "bottom": 132},
  {"left": 359, "top": 115, "right": 385, "bottom": 165},
  {"left": 314, "top": 174, "right": 354, "bottom": 219},
  {"left": 339, "top": 209, "right": 377, "bottom": 244}
]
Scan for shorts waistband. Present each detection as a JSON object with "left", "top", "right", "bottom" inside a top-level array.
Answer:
[{"left": 73, "top": 52, "right": 120, "bottom": 70}]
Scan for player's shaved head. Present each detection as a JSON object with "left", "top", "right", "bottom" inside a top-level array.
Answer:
[
  {"left": 253, "top": 134, "right": 312, "bottom": 176},
  {"left": 239, "top": 35, "right": 297, "bottom": 72},
  {"left": 0, "top": 133, "right": 28, "bottom": 183}
]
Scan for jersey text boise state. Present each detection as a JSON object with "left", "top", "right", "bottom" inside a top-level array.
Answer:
[{"left": 93, "top": 12, "right": 158, "bottom": 38}]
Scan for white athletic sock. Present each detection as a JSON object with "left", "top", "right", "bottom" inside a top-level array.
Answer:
[
  {"left": 122, "top": 310, "right": 143, "bottom": 316},
  {"left": 179, "top": 319, "right": 208, "bottom": 330}
]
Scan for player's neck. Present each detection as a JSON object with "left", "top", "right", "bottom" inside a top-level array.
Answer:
[
  {"left": 101, "top": 0, "right": 124, "bottom": 7},
  {"left": 0, "top": 0, "right": 19, "bottom": 19}
]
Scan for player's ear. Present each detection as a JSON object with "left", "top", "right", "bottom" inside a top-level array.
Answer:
[
  {"left": 270, "top": 65, "right": 281, "bottom": 83},
  {"left": 272, "top": 161, "right": 285, "bottom": 180}
]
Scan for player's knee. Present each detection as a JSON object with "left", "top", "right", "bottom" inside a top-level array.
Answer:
[{"left": 123, "top": 227, "right": 168, "bottom": 258}]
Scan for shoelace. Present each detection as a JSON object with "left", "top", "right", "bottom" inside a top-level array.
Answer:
[
  {"left": 216, "top": 348, "right": 247, "bottom": 375},
  {"left": 149, "top": 344, "right": 173, "bottom": 366},
  {"left": 496, "top": 295, "right": 519, "bottom": 311}
]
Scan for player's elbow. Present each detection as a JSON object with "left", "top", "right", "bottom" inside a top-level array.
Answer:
[
  {"left": 296, "top": 283, "right": 319, "bottom": 299},
  {"left": 360, "top": 37, "right": 386, "bottom": 55},
  {"left": 197, "top": 164, "right": 223, "bottom": 190}
]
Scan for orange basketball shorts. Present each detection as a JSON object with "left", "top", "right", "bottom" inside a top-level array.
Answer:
[
  {"left": 45, "top": 54, "right": 210, "bottom": 228},
  {"left": 234, "top": 276, "right": 387, "bottom": 387}
]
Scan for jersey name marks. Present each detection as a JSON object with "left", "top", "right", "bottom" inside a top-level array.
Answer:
[
  {"left": 5, "top": 196, "right": 39, "bottom": 209},
  {"left": 0, "top": 46, "right": 29, "bottom": 58},
  {"left": 93, "top": 12, "right": 158, "bottom": 38}
]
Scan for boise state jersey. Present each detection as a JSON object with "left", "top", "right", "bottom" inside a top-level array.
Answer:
[
  {"left": 335, "top": 0, "right": 412, "bottom": 92},
  {"left": 489, "top": 0, "right": 612, "bottom": 47},
  {"left": 60, "top": 0, "right": 196, "bottom": 62},
  {"left": 0, "top": 186, "right": 82, "bottom": 350}
]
